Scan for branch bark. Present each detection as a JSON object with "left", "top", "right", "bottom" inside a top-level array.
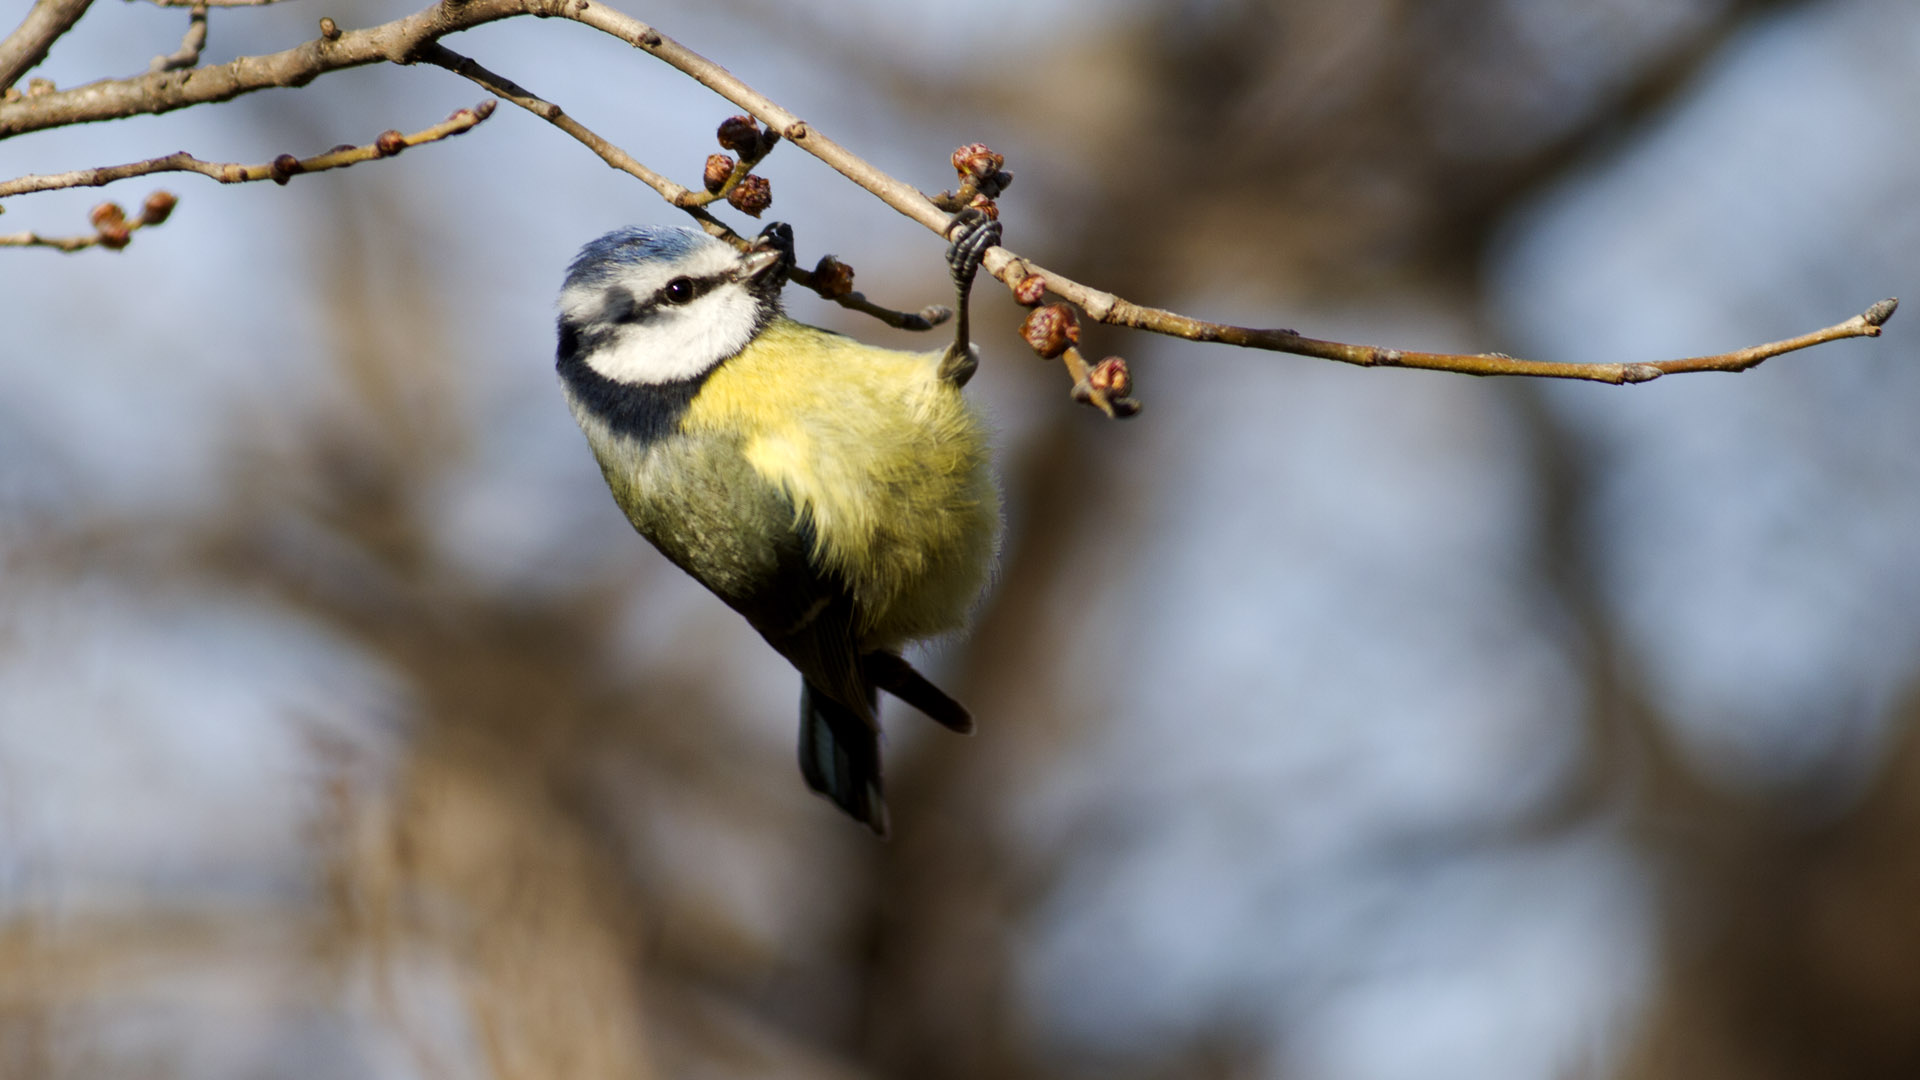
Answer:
[{"left": 0, "top": 0, "right": 94, "bottom": 93}]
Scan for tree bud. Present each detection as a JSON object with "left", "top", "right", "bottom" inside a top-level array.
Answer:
[
  {"left": 1012, "top": 274, "right": 1046, "bottom": 307},
  {"left": 812, "top": 255, "right": 855, "bottom": 298},
  {"left": 704, "top": 154, "right": 734, "bottom": 194},
  {"left": 139, "top": 191, "right": 178, "bottom": 226},
  {"left": 727, "top": 174, "right": 772, "bottom": 217},
  {"left": 951, "top": 142, "right": 1004, "bottom": 182},
  {"left": 717, "top": 115, "right": 762, "bottom": 155},
  {"left": 1088, "top": 356, "right": 1132, "bottom": 399},
  {"left": 1020, "top": 303, "right": 1079, "bottom": 359}
]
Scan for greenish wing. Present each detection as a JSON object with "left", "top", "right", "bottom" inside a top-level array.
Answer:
[{"left": 629, "top": 431, "right": 872, "bottom": 720}]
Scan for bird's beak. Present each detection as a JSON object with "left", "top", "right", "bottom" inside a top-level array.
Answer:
[{"left": 735, "top": 245, "right": 787, "bottom": 284}]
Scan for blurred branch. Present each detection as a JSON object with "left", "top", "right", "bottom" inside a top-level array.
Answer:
[
  {"left": 149, "top": 2, "right": 208, "bottom": 72},
  {"left": 0, "top": 99, "right": 494, "bottom": 198},
  {"left": 0, "top": 0, "right": 93, "bottom": 92},
  {"left": 0, "top": 0, "right": 1897, "bottom": 384}
]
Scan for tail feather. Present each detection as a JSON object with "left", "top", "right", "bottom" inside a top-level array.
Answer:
[{"left": 798, "top": 681, "right": 889, "bottom": 837}]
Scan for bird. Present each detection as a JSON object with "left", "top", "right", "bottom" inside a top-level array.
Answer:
[{"left": 554, "top": 214, "right": 1003, "bottom": 836}]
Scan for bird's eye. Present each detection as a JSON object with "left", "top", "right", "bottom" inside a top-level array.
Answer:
[{"left": 663, "top": 276, "right": 696, "bottom": 304}]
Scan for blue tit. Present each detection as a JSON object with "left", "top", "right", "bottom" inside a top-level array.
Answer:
[{"left": 555, "top": 215, "right": 1003, "bottom": 836}]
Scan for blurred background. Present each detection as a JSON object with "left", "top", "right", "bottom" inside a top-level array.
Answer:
[{"left": 4, "top": 0, "right": 1919, "bottom": 1076}]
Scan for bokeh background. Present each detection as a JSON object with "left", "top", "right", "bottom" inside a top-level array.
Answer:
[{"left": 5, "top": 0, "right": 1920, "bottom": 1077}]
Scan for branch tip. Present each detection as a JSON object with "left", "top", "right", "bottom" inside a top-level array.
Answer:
[{"left": 1864, "top": 297, "right": 1899, "bottom": 327}]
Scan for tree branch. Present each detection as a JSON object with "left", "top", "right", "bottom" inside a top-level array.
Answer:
[
  {"left": 0, "top": 0, "right": 1896, "bottom": 388},
  {"left": 149, "top": 3, "right": 209, "bottom": 74},
  {"left": 0, "top": 0, "right": 94, "bottom": 93},
  {"left": 0, "top": 100, "right": 494, "bottom": 199}
]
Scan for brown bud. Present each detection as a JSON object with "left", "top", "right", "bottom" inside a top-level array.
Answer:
[
  {"left": 967, "top": 193, "right": 999, "bottom": 220},
  {"left": 717, "top": 115, "right": 762, "bottom": 155},
  {"left": 811, "top": 255, "right": 855, "bottom": 298},
  {"left": 374, "top": 130, "right": 407, "bottom": 157},
  {"left": 89, "top": 202, "right": 127, "bottom": 230},
  {"left": 1020, "top": 303, "right": 1079, "bottom": 359},
  {"left": 318, "top": 17, "right": 341, "bottom": 40},
  {"left": 727, "top": 174, "right": 772, "bottom": 217},
  {"left": 26, "top": 78, "right": 54, "bottom": 98},
  {"left": 1088, "top": 356, "right": 1132, "bottom": 400},
  {"left": 472, "top": 99, "right": 496, "bottom": 121},
  {"left": 2, "top": 87, "right": 21, "bottom": 104},
  {"left": 96, "top": 220, "right": 131, "bottom": 250},
  {"left": 951, "top": 142, "right": 1004, "bottom": 182},
  {"left": 139, "top": 191, "right": 178, "bottom": 226},
  {"left": 704, "top": 153, "right": 735, "bottom": 194},
  {"left": 1012, "top": 274, "right": 1047, "bottom": 307},
  {"left": 269, "top": 153, "right": 301, "bottom": 184}
]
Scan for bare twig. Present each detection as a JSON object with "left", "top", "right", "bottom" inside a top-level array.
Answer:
[
  {"left": 788, "top": 256, "right": 951, "bottom": 330},
  {"left": 0, "top": 0, "right": 1895, "bottom": 380},
  {"left": 995, "top": 262, "right": 1900, "bottom": 385},
  {"left": 0, "top": 0, "right": 94, "bottom": 93},
  {"left": 0, "top": 100, "right": 494, "bottom": 199},
  {"left": 149, "top": 3, "right": 208, "bottom": 73},
  {"left": 412, "top": 42, "right": 712, "bottom": 221},
  {"left": 1, "top": 190, "right": 173, "bottom": 250},
  {"left": 0, "top": 227, "right": 102, "bottom": 251}
]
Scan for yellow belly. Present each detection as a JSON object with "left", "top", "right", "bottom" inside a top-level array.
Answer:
[{"left": 680, "top": 317, "right": 999, "bottom": 646}]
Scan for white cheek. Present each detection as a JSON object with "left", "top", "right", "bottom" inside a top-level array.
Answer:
[{"left": 583, "top": 289, "right": 761, "bottom": 385}]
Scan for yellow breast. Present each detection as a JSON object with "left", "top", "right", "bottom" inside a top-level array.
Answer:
[{"left": 680, "top": 317, "right": 999, "bottom": 645}]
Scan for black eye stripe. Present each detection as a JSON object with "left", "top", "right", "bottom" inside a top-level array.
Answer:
[
  {"left": 598, "top": 274, "right": 726, "bottom": 325},
  {"left": 658, "top": 274, "right": 720, "bottom": 305}
]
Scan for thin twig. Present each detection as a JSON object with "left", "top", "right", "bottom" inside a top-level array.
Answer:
[
  {"left": 0, "top": 227, "right": 100, "bottom": 250},
  {"left": 994, "top": 262, "right": 1899, "bottom": 384},
  {"left": 0, "top": 0, "right": 94, "bottom": 92},
  {"left": 0, "top": 100, "right": 494, "bottom": 199},
  {"left": 412, "top": 42, "right": 715, "bottom": 223},
  {"left": 149, "top": 3, "right": 208, "bottom": 73}
]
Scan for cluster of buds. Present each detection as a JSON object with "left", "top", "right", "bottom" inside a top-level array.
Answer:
[
  {"left": 705, "top": 115, "right": 779, "bottom": 215},
  {"left": 81, "top": 191, "right": 179, "bottom": 250},
  {"left": 934, "top": 142, "right": 1014, "bottom": 217},
  {"left": 1020, "top": 303, "right": 1140, "bottom": 418},
  {"left": 89, "top": 202, "right": 132, "bottom": 249}
]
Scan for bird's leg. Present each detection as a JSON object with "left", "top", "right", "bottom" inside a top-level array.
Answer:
[{"left": 939, "top": 210, "right": 1001, "bottom": 387}]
